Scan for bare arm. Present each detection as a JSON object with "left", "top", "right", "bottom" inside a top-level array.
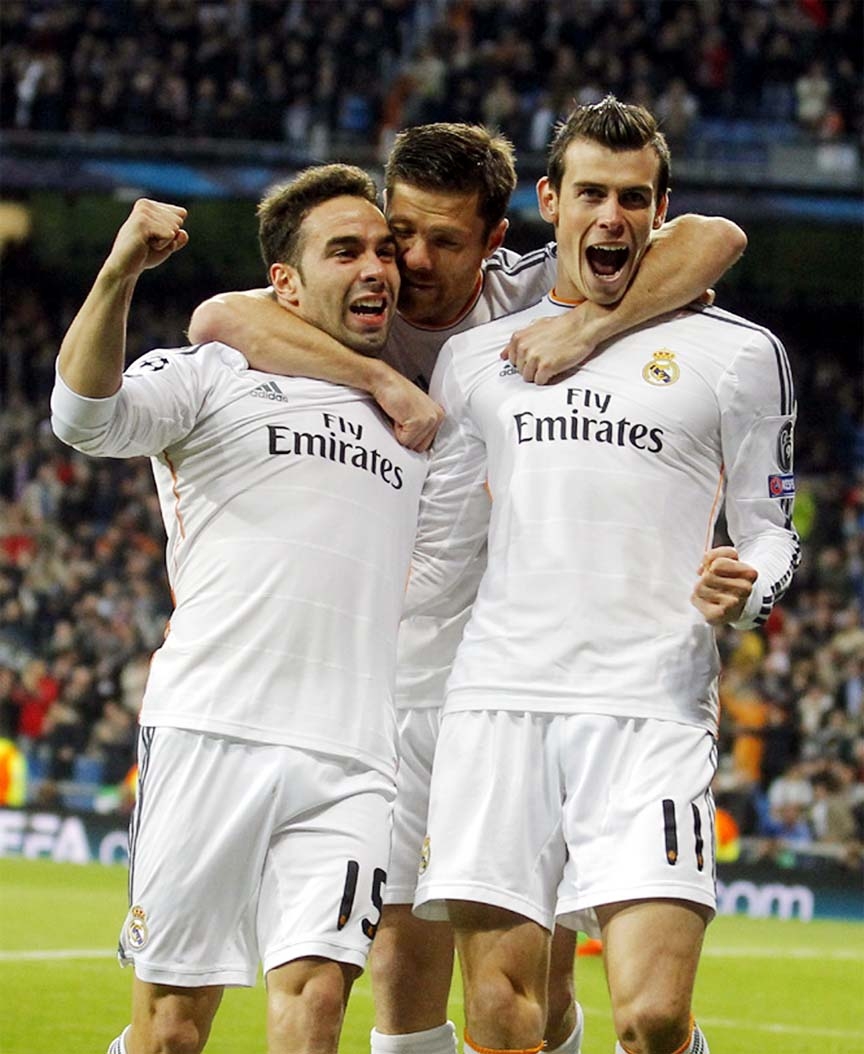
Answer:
[
  {"left": 58, "top": 199, "right": 188, "bottom": 396},
  {"left": 189, "top": 290, "right": 443, "bottom": 451},
  {"left": 503, "top": 214, "right": 747, "bottom": 384}
]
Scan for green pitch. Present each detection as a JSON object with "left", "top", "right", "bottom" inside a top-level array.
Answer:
[{"left": 1, "top": 858, "right": 861, "bottom": 1053}]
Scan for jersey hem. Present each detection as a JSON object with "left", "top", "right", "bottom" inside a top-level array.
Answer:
[
  {"left": 414, "top": 881, "right": 553, "bottom": 930},
  {"left": 441, "top": 696, "right": 718, "bottom": 731},
  {"left": 138, "top": 714, "right": 397, "bottom": 779}
]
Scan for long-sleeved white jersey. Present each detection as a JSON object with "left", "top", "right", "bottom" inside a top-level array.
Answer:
[
  {"left": 407, "top": 295, "right": 800, "bottom": 732},
  {"left": 387, "top": 243, "right": 557, "bottom": 710},
  {"left": 51, "top": 343, "right": 428, "bottom": 778}
]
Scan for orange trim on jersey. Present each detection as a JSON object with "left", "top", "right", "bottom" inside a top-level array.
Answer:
[
  {"left": 400, "top": 273, "right": 484, "bottom": 332},
  {"left": 464, "top": 1033, "right": 543, "bottom": 1054},
  {"left": 704, "top": 466, "right": 726, "bottom": 553},
  {"left": 163, "top": 451, "right": 187, "bottom": 541},
  {"left": 548, "top": 287, "right": 587, "bottom": 307}
]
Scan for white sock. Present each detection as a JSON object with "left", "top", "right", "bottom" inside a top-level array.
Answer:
[
  {"left": 614, "top": 1021, "right": 709, "bottom": 1054},
  {"left": 371, "top": 1022, "right": 459, "bottom": 1054},
  {"left": 106, "top": 1025, "right": 130, "bottom": 1054},
  {"left": 546, "top": 1001, "right": 584, "bottom": 1054}
]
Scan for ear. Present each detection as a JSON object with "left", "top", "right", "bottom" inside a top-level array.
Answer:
[
  {"left": 269, "top": 261, "right": 301, "bottom": 307},
  {"left": 484, "top": 217, "right": 509, "bottom": 259},
  {"left": 536, "top": 176, "right": 558, "bottom": 225},
  {"left": 653, "top": 191, "right": 670, "bottom": 230}
]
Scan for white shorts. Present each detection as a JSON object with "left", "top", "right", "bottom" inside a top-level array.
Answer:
[
  {"left": 414, "top": 711, "right": 717, "bottom": 936},
  {"left": 120, "top": 726, "right": 394, "bottom": 987},
  {"left": 385, "top": 707, "right": 441, "bottom": 905}
]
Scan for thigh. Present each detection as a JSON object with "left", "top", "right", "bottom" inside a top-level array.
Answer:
[
  {"left": 123, "top": 727, "right": 280, "bottom": 987},
  {"left": 257, "top": 757, "right": 395, "bottom": 976},
  {"left": 557, "top": 716, "right": 718, "bottom": 935},
  {"left": 450, "top": 901, "right": 550, "bottom": 1047},
  {"left": 385, "top": 707, "right": 440, "bottom": 905},
  {"left": 596, "top": 898, "right": 710, "bottom": 1022},
  {"left": 414, "top": 710, "right": 566, "bottom": 931}
]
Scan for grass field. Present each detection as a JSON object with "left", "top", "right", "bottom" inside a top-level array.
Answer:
[{"left": 1, "top": 858, "right": 862, "bottom": 1053}]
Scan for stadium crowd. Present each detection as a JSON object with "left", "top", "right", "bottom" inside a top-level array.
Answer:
[
  {"left": 1, "top": 0, "right": 862, "bottom": 155},
  {"left": 0, "top": 0, "right": 861, "bottom": 869}
]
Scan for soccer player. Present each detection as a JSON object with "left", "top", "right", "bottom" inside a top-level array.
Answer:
[
  {"left": 406, "top": 98, "right": 800, "bottom": 1054},
  {"left": 187, "top": 123, "right": 747, "bottom": 1054},
  {"left": 50, "top": 167, "right": 431, "bottom": 1054}
]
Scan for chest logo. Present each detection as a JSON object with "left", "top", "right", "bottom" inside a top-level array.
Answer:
[{"left": 642, "top": 349, "right": 680, "bottom": 386}]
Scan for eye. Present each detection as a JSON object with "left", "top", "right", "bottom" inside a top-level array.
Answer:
[{"left": 622, "top": 191, "right": 651, "bottom": 207}]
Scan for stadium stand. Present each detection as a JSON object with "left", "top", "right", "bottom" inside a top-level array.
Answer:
[{"left": 0, "top": 0, "right": 862, "bottom": 872}]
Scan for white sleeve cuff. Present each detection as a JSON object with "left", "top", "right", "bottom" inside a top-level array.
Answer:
[{"left": 50, "top": 367, "right": 120, "bottom": 431}]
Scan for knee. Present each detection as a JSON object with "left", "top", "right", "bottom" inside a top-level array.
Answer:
[
  {"left": 465, "top": 972, "right": 545, "bottom": 1047},
  {"left": 144, "top": 1015, "right": 208, "bottom": 1054},
  {"left": 614, "top": 999, "right": 690, "bottom": 1054},
  {"left": 268, "top": 970, "right": 347, "bottom": 1049}
]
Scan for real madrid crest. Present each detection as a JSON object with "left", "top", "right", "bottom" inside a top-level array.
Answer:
[
  {"left": 126, "top": 904, "right": 149, "bottom": 950},
  {"left": 642, "top": 349, "right": 680, "bottom": 386}
]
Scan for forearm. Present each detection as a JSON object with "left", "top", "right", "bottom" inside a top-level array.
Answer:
[
  {"left": 57, "top": 265, "right": 138, "bottom": 398},
  {"left": 188, "top": 289, "right": 397, "bottom": 394},
  {"left": 583, "top": 214, "right": 747, "bottom": 345},
  {"left": 58, "top": 197, "right": 188, "bottom": 397}
]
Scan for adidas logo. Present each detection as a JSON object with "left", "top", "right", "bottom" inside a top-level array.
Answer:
[
  {"left": 250, "top": 380, "right": 289, "bottom": 402},
  {"left": 500, "top": 362, "right": 520, "bottom": 377}
]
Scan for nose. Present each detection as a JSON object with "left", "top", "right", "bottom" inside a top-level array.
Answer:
[
  {"left": 597, "top": 194, "right": 624, "bottom": 229},
  {"left": 360, "top": 249, "right": 387, "bottom": 283},
  {"left": 400, "top": 236, "right": 433, "bottom": 274}
]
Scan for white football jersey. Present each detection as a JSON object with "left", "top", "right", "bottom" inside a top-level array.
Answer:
[
  {"left": 51, "top": 343, "right": 427, "bottom": 777},
  {"left": 389, "top": 243, "right": 558, "bottom": 710},
  {"left": 408, "top": 297, "right": 800, "bottom": 731}
]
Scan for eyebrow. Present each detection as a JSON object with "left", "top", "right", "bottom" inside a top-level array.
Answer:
[
  {"left": 388, "top": 217, "right": 469, "bottom": 238},
  {"left": 572, "top": 181, "right": 653, "bottom": 195},
  {"left": 323, "top": 233, "right": 397, "bottom": 252}
]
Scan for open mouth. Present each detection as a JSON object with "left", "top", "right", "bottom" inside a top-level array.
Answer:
[
  {"left": 349, "top": 297, "right": 389, "bottom": 324},
  {"left": 586, "top": 244, "right": 630, "bottom": 279}
]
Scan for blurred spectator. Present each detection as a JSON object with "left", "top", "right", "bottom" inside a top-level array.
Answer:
[
  {"left": 2, "top": 0, "right": 860, "bottom": 148},
  {"left": 654, "top": 77, "right": 699, "bottom": 147},
  {"left": 795, "top": 58, "right": 833, "bottom": 132},
  {"left": 810, "top": 767, "right": 858, "bottom": 846},
  {"left": 87, "top": 699, "right": 136, "bottom": 785}
]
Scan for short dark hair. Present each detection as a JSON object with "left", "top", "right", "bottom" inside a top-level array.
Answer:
[
  {"left": 257, "top": 163, "right": 378, "bottom": 271},
  {"left": 547, "top": 95, "right": 671, "bottom": 200},
  {"left": 384, "top": 123, "right": 517, "bottom": 235}
]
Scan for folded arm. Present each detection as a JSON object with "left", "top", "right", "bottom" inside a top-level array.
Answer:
[
  {"left": 692, "top": 329, "right": 800, "bottom": 628},
  {"left": 503, "top": 214, "right": 748, "bottom": 383},
  {"left": 189, "top": 289, "right": 443, "bottom": 451}
]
